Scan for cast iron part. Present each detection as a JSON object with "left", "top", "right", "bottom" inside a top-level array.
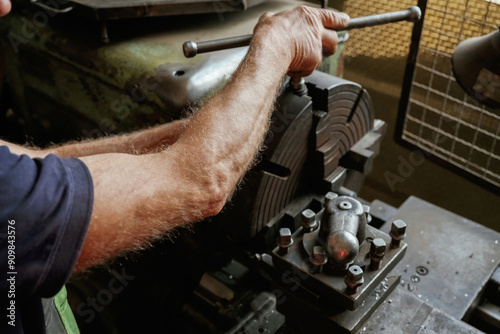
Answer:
[
  {"left": 270, "top": 192, "right": 407, "bottom": 311},
  {"left": 319, "top": 195, "right": 367, "bottom": 270},
  {"left": 183, "top": 6, "right": 421, "bottom": 57}
]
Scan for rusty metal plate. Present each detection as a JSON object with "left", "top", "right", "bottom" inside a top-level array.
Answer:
[{"left": 380, "top": 196, "right": 500, "bottom": 320}]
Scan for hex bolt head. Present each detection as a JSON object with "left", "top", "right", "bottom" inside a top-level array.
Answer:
[
  {"left": 390, "top": 219, "right": 407, "bottom": 248},
  {"left": 371, "top": 238, "right": 387, "bottom": 257},
  {"left": 324, "top": 192, "right": 338, "bottom": 207},
  {"left": 311, "top": 246, "right": 328, "bottom": 266},
  {"left": 301, "top": 209, "right": 318, "bottom": 231},
  {"left": 369, "top": 238, "right": 387, "bottom": 270},
  {"left": 276, "top": 228, "right": 293, "bottom": 255},
  {"left": 344, "top": 265, "right": 364, "bottom": 294}
]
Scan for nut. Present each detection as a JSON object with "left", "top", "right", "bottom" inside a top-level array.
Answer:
[
  {"left": 344, "top": 265, "right": 364, "bottom": 294},
  {"left": 301, "top": 209, "right": 318, "bottom": 231},
  {"left": 390, "top": 219, "right": 407, "bottom": 247}
]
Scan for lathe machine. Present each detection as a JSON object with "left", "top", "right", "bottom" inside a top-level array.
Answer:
[{"left": 1, "top": 0, "right": 499, "bottom": 333}]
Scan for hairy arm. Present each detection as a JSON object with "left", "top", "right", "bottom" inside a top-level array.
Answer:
[
  {"left": 75, "top": 38, "right": 287, "bottom": 270},
  {"left": 74, "top": 6, "right": 348, "bottom": 271},
  {"left": 0, "top": 5, "right": 348, "bottom": 271},
  {"left": 0, "top": 118, "right": 189, "bottom": 158}
]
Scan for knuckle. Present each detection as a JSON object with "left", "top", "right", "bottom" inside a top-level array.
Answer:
[
  {"left": 259, "top": 11, "right": 273, "bottom": 22},
  {"left": 262, "top": 11, "right": 273, "bottom": 18},
  {"left": 295, "top": 5, "right": 311, "bottom": 15}
]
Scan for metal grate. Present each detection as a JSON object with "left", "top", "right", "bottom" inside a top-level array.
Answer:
[
  {"left": 399, "top": 0, "right": 500, "bottom": 190},
  {"left": 340, "top": 0, "right": 417, "bottom": 59}
]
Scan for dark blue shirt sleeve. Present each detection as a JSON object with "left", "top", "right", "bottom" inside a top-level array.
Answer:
[{"left": 0, "top": 146, "right": 93, "bottom": 299}]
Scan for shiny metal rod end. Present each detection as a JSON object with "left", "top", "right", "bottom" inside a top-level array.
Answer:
[
  {"left": 408, "top": 6, "right": 422, "bottom": 23},
  {"left": 183, "top": 41, "right": 198, "bottom": 58}
]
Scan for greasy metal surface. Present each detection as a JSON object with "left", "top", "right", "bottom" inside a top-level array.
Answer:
[
  {"left": 357, "top": 287, "right": 484, "bottom": 334},
  {"left": 270, "top": 268, "right": 401, "bottom": 334},
  {"left": 380, "top": 196, "right": 500, "bottom": 320},
  {"left": 183, "top": 258, "right": 285, "bottom": 333},
  {"left": 30, "top": 0, "right": 266, "bottom": 20},
  {"left": 2, "top": 0, "right": 346, "bottom": 143},
  {"left": 271, "top": 224, "right": 406, "bottom": 310}
]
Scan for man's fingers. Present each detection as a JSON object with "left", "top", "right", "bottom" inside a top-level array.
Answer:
[
  {"left": 316, "top": 8, "right": 350, "bottom": 29},
  {"left": 321, "top": 29, "right": 339, "bottom": 57}
]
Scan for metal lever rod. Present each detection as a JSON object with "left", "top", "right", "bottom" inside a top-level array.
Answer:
[
  {"left": 343, "top": 5, "right": 421, "bottom": 31},
  {"left": 183, "top": 6, "right": 421, "bottom": 58}
]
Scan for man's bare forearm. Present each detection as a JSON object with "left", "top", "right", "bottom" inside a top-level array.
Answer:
[
  {"left": 49, "top": 119, "right": 189, "bottom": 157},
  {"left": 75, "top": 34, "right": 290, "bottom": 270},
  {"left": 0, "top": 119, "right": 189, "bottom": 158},
  {"left": 75, "top": 6, "right": 349, "bottom": 270}
]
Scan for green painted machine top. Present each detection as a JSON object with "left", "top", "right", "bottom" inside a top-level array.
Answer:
[{"left": 1, "top": 0, "right": 345, "bottom": 141}]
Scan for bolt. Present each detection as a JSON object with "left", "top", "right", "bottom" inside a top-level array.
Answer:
[
  {"left": 324, "top": 192, "right": 338, "bottom": 208},
  {"left": 310, "top": 246, "right": 328, "bottom": 273},
  {"left": 389, "top": 219, "right": 407, "bottom": 248},
  {"left": 301, "top": 209, "right": 318, "bottom": 232},
  {"left": 363, "top": 205, "right": 372, "bottom": 224},
  {"left": 338, "top": 200, "right": 352, "bottom": 210},
  {"left": 311, "top": 246, "right": 327, "bottom": 265},
  {"left": 277, "top": 228, "right": 293, "bottom": 255},
  {"left": 369, "top": 238, "right": 387, "bottom": 270},
  {"left": 344, "top": 265, "right": 364, "bottom": 294}
]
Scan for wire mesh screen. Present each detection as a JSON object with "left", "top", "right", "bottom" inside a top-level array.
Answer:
[
  {"left": 398, "top": 0, "right": 500, "bottom": 190},
  {"left": 338, "top": 0, "right": 418, "bottom": 59}
]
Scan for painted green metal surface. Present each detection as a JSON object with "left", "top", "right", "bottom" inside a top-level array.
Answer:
[{"left": 1, "top": 0, "right": 345, "bottom": 143}]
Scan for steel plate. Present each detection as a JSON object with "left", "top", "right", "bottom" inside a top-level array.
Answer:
[{"left": 380, "top": 196, "right": 500, "bottom": 320}]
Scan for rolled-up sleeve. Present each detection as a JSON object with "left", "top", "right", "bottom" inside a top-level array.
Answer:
[{"left": 0, "top": 146, "right": 93, "bottom": 298}]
